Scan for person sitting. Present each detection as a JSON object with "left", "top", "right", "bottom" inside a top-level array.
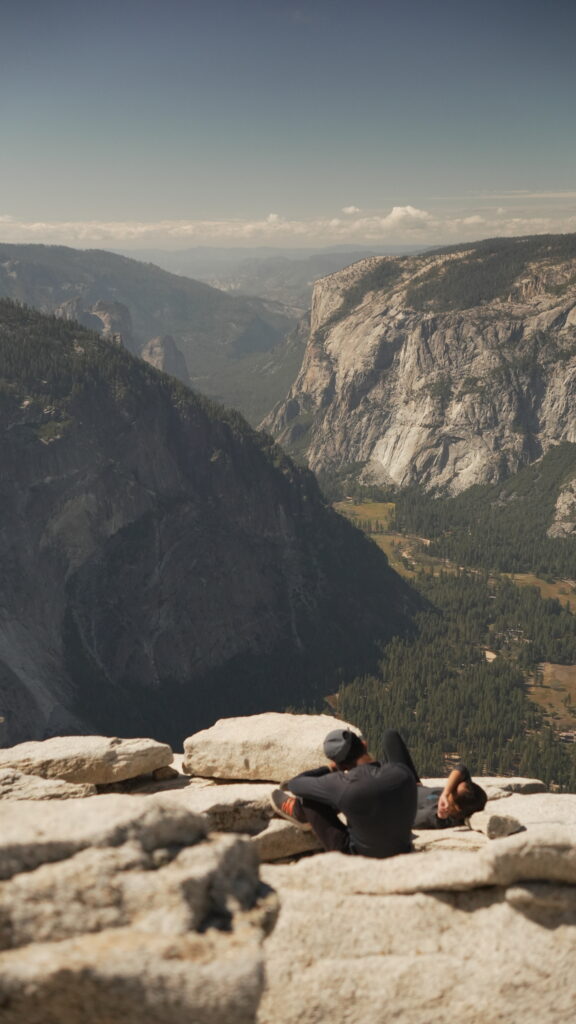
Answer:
[
  {"left": 269, "top": 727, "right": 417, "bottom": 858},
  {"left": 269, "top": 728, "right": 487, "bottom": 856}
]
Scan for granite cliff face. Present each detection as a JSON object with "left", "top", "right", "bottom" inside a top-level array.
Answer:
[
  {"left": 0, "top": 301, "right": 415, "bottom": 748},
  {"left": 55, "top": 298, "right": 135, "bottom": 347},
  {"left": 140, "top": 334, "right": 191, "bottom": 382},
  {"left": 265, "top": 235, "right": 576, "bottom": 493}
]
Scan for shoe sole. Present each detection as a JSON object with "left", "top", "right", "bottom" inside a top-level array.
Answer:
[{"left": 269, "top": 791, "right": 312, "bottom": 831}]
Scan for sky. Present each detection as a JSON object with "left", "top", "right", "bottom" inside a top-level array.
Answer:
[{"left": 1, "top": 0, "right": 575, "bottom": 250}]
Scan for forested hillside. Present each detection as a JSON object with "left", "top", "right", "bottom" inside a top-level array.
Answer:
[
  {"left": 405, "top": 233, "right": 576, "bottom": 311},
  {"left": 391, "top": 443, "right": 576, "bottom": 576},
  {"left": 338, "top": 570, "right": 576, "bottom": 790},
  {"left": 0, "top": 299, "right": 417, "bottom": 747},
  {"left": 0, "top": 243, "right": 303, "bottom": 423},
  {"left": 329, "top": 447, "right": 576, "bottom": 791}
]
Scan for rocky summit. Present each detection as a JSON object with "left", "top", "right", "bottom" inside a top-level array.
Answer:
[
  {"left": 0, "top": 713, "right": 574, "bottom": 1023},
  {"left": 0, "top": 301, "right": 416, "bottom": 747},
  {"left": 265, "top": 234, "right": 576, "bottom": 494}
]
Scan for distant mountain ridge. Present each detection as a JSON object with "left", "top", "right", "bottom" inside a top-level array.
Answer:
[
  {"left": 114, "top": 244, "right": 423, "bottom": 307},
  {"left": 0, "top": 243, "right": 302, "bottom": 423},
  {"left": 264, "top": 234, "right": 576, "bottom": 494},
  {"left": 0, "top": 300, "right": 417, "bottom": 747}
]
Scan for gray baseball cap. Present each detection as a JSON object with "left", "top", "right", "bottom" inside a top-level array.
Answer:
[{"left": 323, "top": 728, "right": 361, "bottom": 764}]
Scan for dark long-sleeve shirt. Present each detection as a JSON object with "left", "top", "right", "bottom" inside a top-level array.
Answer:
[
  {"left": 414, "top": 764, "right": 472, "bottom": 829},
  {"left": 286, "top": 761, "right": 417, "bottom": 858}
]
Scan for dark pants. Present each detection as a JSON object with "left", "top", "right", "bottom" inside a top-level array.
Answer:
[
  {"left": 379, "top": 729, "right": 421, "bottom": 783},
  {"left": 300, "top": 798, "right": 352, "bottom": 853},
  {"left": 301, "top": 730, "right": 420, "bottom": 853}
]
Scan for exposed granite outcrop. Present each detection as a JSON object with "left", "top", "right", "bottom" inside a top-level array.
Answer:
[
  {"left": 0, "top": 768, "right": 96, "bottom": 801},
  {"left": 55, "top": 297, "right": 134, "bottom": 346},
  {"left": 259, "top": 834, "right": 576, "bottom": 1024},
  {"left": 265, "top": 237, "right": 576, "bottom": 494},
  {"left": 0, "top": 722, "right": 575, "bottom": 1023},
  {"left": 549, "top": 477, "right": 576, "bottom": 536},
  {"left": 0, "top": 735, "right": 173, "bottom": 785},
  {"left": 140, "top": 333, "right": 192, "bottom": 384},
  {"left": 0, "top": 794, "right": 271, "bottom": 1024}
]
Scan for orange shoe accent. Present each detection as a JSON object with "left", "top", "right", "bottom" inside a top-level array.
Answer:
[{"left": 281, "top": 796, "right": 297, "bottom": 816}]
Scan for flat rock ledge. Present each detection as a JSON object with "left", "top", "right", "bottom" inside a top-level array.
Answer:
[
  {"left": 0, "top": 768, "right": 96, "bottom": 800},
  {"left": 0, "top": 735, "right": 173, "bottom": 785},
  {"left": 423, "top": 775, "right": 547, "bottom": 795},
  {"left": 150, "top": 781, "right": 278, "bottom": 834},
  {"left": 2, "top": 718, "right": 576, "bottom": 1023}
]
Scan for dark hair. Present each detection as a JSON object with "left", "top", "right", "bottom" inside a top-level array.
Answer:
[
  {"left": 455, "top": 782, "right": 487, "bottom": 818},
  {"left": 336, "top": 732, "right": 366, "bottom": 770}
]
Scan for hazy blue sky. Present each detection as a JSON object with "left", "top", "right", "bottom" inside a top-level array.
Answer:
[{"left": 2, "top": 0, "right": 575, "bottom": 248}]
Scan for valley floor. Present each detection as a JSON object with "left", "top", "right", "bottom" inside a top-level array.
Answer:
[{"left": 334, "top": 500, "right": 576, "bottom": 755}]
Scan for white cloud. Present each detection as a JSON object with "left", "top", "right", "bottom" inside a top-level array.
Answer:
[
  {"left": 0, "top": 201, "right": 574, "bottom": 249},
  {"left": 380, "top": 205, "right": 433, "bottom": 227},
  {"left": 342, "top": 205, "right": 361, "bottom": 215}
]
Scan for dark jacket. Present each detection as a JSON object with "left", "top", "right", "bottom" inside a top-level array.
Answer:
[{"left": 286, "top": 761, "right": 417, "bottom": 858}]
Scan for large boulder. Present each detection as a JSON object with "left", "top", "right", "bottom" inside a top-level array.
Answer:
[
  {"left": 183, "top": 713, "right": 359, "bottom": 781},
  {"left": 0, "top": 735, "right": 173, "bottom": 785},
  {"left": 258, "top": 883, "right": 576, "bottom": 1024},
  {"left": 263, "top": 825, "right": 576, "bottom": 895},
  {"left": 482, "top": 792, "right": 576, "bottom": 828}
]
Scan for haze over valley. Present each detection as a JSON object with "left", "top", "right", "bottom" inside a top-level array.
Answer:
[{"left": 112, "top": 244, "right": 424, "bottom": 309}]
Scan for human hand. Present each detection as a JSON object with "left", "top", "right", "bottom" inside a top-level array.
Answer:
[{"left": 437, "top": 791, "right": 451, "bottom": 818}]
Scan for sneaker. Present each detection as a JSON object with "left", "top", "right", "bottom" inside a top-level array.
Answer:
[{"left": 269, "top": 789, "right": 311, "bottom": 830}]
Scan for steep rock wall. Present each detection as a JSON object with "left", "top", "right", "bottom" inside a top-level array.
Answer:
[{"left": 265, "top": 238, "right": 576, "bottom": 493}]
